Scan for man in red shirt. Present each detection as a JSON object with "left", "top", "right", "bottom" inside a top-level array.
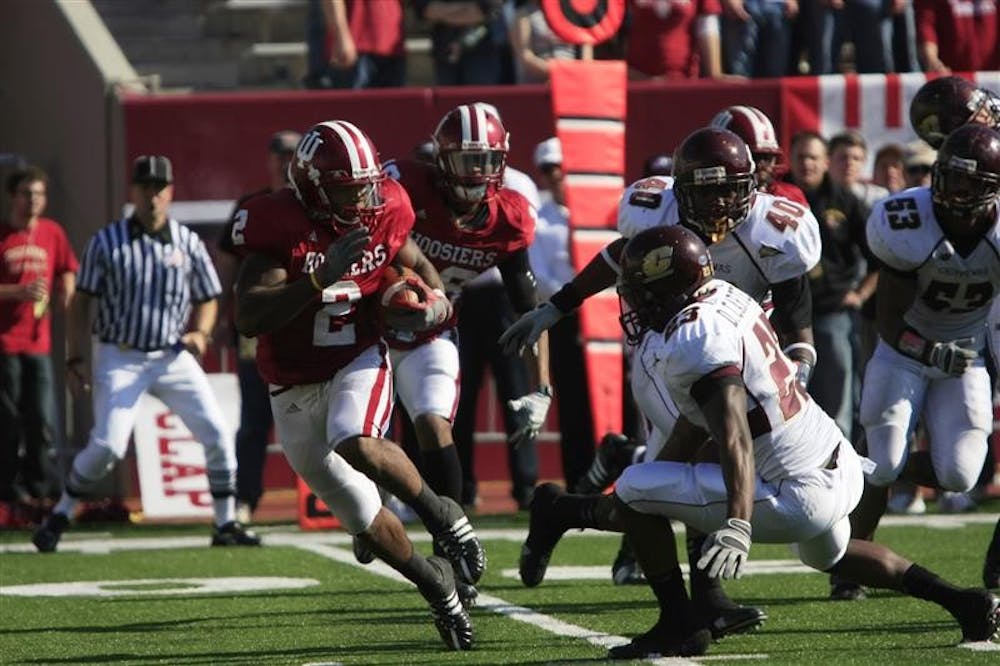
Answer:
[
  {"left": 915, "top": 0, "right": 999, "bottom": 72},
  {"left": 0, "top": 166, "right": 78, "bottom": 519},
  {"left": 626, "top": 0, "right": 724, "bottom": 79},
  {"left": 308, "top": 0, "right": 406, "bottom": 89},
  {"left": 232, "top": 120, "right": 480, "bottom": 650}
]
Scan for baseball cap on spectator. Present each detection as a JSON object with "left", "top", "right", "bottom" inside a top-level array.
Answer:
[
  {"left": 269, "top": 130, "right": 301, "bottom": 155},
  {"left": 904, "top": 140, "right": 936, "bottom": 171},
  {"left": 132, "top": 155, "right": 173, "bottom": 185},
  {"left": 642, "top": 153, "right": 673, "bottom": 177},
  {"left": 534, "top": 137, "right": 562, "bottom": 169}
]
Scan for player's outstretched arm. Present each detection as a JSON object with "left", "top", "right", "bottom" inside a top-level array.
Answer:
[{"left": 499, "top": 237, "right": 625, "bottom": 355}]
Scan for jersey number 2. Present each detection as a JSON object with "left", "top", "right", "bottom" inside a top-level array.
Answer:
[{"left": 313, "top": 281, "right": 362, "bottom": 346}]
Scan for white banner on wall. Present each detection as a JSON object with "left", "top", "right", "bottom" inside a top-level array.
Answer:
[{"left": 133, "top": 374, "right": 240, "bottom": 519}]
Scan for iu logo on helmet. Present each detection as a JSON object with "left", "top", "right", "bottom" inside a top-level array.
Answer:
[{"left": 296, "top": 131, "right": 323, "bottom": 163}]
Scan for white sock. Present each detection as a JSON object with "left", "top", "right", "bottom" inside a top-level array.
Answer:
[
  {"left": 213, "top": 495, "right": 236, "bottom": 527},
  {"left": 53, "top": 492, "right": 80, "bottom": 519}
]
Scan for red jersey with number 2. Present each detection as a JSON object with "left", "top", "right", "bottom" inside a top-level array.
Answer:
[{"left": 230, "top": 182, "right": 414, "bottom": 385}]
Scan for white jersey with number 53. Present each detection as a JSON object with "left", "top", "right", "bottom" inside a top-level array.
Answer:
[
  {"left": 867, "top": 186, "right": 1000, "bottom": 346},
  {"left": 617, "top": 178, "right": 821, "bottom": 300},
  {"left": 655, "top": 279, "right": 843, "bottom": 482}
]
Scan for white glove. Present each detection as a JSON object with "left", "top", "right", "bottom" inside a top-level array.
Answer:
[
  {"left": 697, "top": 517, "right": 752, "bottom": 580},
  {"left": 506, "top": 387, "right": 553, "bottom": 448},
  {"left": 384, "top": 287, "right": 453, "bottom": 332},
  {"left": 926, "top": 337, "right": 978, "bottom": 376},
  {"left": 498, "top": 302, "right": 564, "bottom": 356}
]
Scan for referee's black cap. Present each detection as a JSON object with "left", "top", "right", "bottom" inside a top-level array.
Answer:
[
  {"left": 132, "top": 155, "right": 173, "bottom": 185},
  {"left": 269, "top": 130, "right": 301, "bottom": 155}
]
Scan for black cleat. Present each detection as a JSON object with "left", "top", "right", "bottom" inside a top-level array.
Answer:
[
  {"left": 211, "top": 521, "right": 262, "bottom": 546},
  {"left": 433, "top": 497, "right": 486, "bottom": 585},
  {"left": 952, "top": 589, "right": 1000, "bottom": 643},
  {"left": 352, "top": 534, "right": 375, "bottom": 564},
  {"left": 32, "top": 512, "right": 69, "bottom": 553},
  {"left": 611, "top": 534, "right": 645, "bottom": 585},
  {"left": 829, "top": 578, "right": 867, "bottom": 601},
  {"left": 519, "top": 483, "right": 568, "bottom": 587},
  {"left": 573, "top": 433, "right": 645, "bottom": 494},
  {"left": 608, "top": 624, "right": 712, "bottom": 660},
  {"left": 425, "top": 556, "right": 474, "bottom": 650},
  {"left": 703, "top": 604, "right": 768, "bottom": 640},
  {"left": 457, "top": 581, "right": 479, "bottom": 609}
]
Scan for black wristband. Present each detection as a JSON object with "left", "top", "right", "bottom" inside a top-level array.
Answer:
[{"left": 550, "top": 283, "right": 584, "bottom": 314}]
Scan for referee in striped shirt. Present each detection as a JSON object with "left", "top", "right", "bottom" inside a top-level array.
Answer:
[{"left": 32, "top": 155, "right": 260, "bottom": 551}]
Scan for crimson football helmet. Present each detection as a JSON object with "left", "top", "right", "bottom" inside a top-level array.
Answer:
[
  {"left": 710, "top": 105, "right": 783, "bottom": 186},
  {"left": 288, "top": 120, "right": 385, "bottom": 228},
  {"left": 910, "top": 76, "right": 1000, "bottom": 149},
  {"left": 433, "top": 103, "right": 509, "bottom": 209},
  {"left": 617, "top": 225, "right": 714, "bottom": 344},
  {"left": 672, "top": 128, "right": 756, "bottom": 243},
  {"left": 931, "top": 123, "right": 1000, "bottom": 237}
]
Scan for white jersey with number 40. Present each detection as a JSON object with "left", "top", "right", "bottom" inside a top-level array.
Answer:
[
  {"left": 654, "top": 279, "right": 844, "bottom": 482},
  {"left": 617, "top": 177, "right": 822, "bottom": 301},
  {"left": 867, "top": 186, "right": 1000, "bottom": 347}
]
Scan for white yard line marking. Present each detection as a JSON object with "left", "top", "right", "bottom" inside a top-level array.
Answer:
[{"left": 502, "top": 560, "right": 814, "bottom": 581}]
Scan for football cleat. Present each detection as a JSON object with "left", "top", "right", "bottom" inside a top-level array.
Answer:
[
  {"left": 829, "top": 574, "right": 867, "bottom": 601},
  {"left": 611, "top": 535, "right": 646, "bottom": 585},
  {"left": 31, "top": 512, "right": 69, "bottom": 553},
  {"left": 352, "top": 534, "right": 376, "bottom": 565},
  {"left": 952, "top": 589, "right": 1000, "bottom": 643},
  {"left": 702, "top": 604, "right": 768, "bottom": 640},
  {"left": 457, "top": 581, "right": 479, "bottom": 609},
  {"left": 425, "top": 556, "right": 474, "bottom": 651},
  {"left": 573, "top": 433, "right": 645, "bottom": 494},
  {"left": 608, "top": 623, "right": 712, "bottom": 660},
  {"left": 519, "top": 483, "right": 569, "bottom": 587},
  {"left": 433, "top": 497, "right": 486, "bottom": 585},
  {"left": 211, "top": 521, "right": 262, "bottom": 547}
]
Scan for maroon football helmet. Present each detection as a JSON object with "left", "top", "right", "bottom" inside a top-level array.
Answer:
[
  {"left": 910, "top": 76, "right": 1000, "bottom": 149},
  {"left": 288, "top": 120, "right": 385, "bottom": 228},
  {"left": 433, "top": 103, "right": 509, "bottom": 210},
  {"left": 931, "top": 123, "right": 1000, "bottom": 237},
  {"left": 617, "top": 225, "right": 714, "bottom": 344},
  {"left": 673, "top": 128, "right": 756, "bottom": 243}
]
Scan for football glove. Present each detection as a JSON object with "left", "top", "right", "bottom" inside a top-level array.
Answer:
[
  {"left": 319, "top": 227, "right": 370, "bottom": 286},
  {"left": 384, "top": 286, "right": 453, "bottom": 333},
  {"left": 498, "top": 302, "right": 564, "bottom": 356},
  {"left": 926, "top": 337, "right": 978, "bottom": 376},
  {"left": 506, "top": 386, "right": 553, "bottom": 449},
  {"left": 697, "top": 518, "right": 752, "bottom": 580}
]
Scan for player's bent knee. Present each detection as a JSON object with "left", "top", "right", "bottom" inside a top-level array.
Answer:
[
  {"left": 311, "top": 474, "right": 382, "bottom": 534},
  {"left": 792, "top": 519, "right": 850, "bottom": 571}
]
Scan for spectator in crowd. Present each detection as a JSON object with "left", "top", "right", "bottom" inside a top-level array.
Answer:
[
  {"left": 414, "top": 0, "right": 513, "bottom": 85},
  {"left": 827, "top": 130, "right": 889, "bottom": 209},
  {"left": 890, "top": 0, "right": 921, "bottom": 72},
  {"left": 509, "top": 0, "right": 577, "bottom": 83},
  {"left": 305, "top": 0, "right": 406, "bottom": 89},
  {"left": 528, "top": 137, "right": 596, "bottom": 491},
  {"left": 914, "top": 0, "right": 999, "bottom": 72},
  {"left": 839, "top": 0, "right": 898, "bottom": 73},
  {"left": 787, "top": 131, "right": 874, "bottom": 444},
  {"left": 0, "top": 167, "right": 78, "bottom": 522},
  {"left": 625, "top": 0, "right": 725, "bottom": 80},
  {"left": 792, "top": 0, "right": 840, "bottom": 74},
  {"left": 903, "top": 140, "right": 935, "bottom": 189},
  {"left": 871, "top": 142, "right": 907, "bottom": 194},
  {"left": 32, "top": 156, "right": 259, "bottom": 552},
  {"left": 218, "top": 130, "right": 300, "bottom": 524},
  {"left": 721, "top": 0, "right": 797, "bottom": 78}
]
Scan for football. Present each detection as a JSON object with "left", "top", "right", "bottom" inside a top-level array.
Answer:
[{"left": 378, "top": 265, "right": 424, "bottom": 310}]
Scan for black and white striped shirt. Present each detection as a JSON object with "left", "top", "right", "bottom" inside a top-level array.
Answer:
[{"left": 77, "top": 217, "right": 222, "bottom": 351}]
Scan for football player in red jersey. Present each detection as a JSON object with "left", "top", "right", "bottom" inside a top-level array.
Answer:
[
  {"left": 231, "top": 120, "right": 482, "bottom": 651},
  {"left": 710, "top": 105, "right": 808, "bottom": 207},
  {"left": 387, "top": 103, "right": 551, "bottom": 601}
]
